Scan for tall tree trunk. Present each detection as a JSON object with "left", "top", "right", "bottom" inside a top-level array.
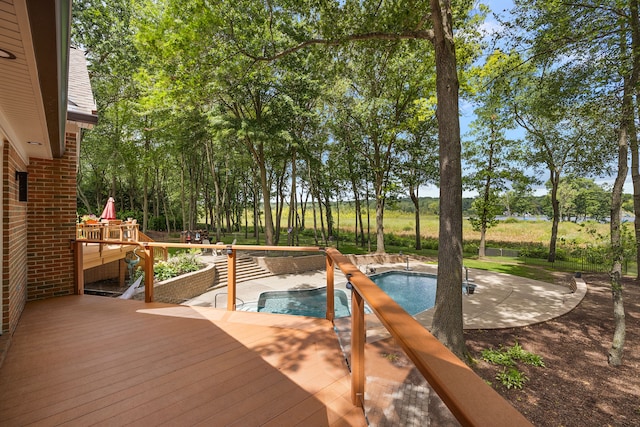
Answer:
[
  {"left": 430, "top": 0, "right": 466, "bottom": 360},
  {"left": 548, "top": 170, "right": 561, "bottom": 263},
  {"left": 374, "top": 172, "right": 386, "bottom": 253},
  {"left": 258, "top": 155, "right": 274, "bottom": 245},
  {"left": 478, "top": 133, "right": 495, "bottom": 258},
  {"left": 205, "top": 141, "right": 222, "bottom": 241},
  {"left": 349, "top": 173, "right": 361, "bottom": 246},
  {"left": 366, "top": 184, "right": 371, "bottom": 252},
  {"left": 479, "top": 226, "right": 487, "bottom": 257},
  {"left": 77, "top": 185, "right": 93, "bottom": 215},
  {"left": 609, "top": 28, "right": 632, "bottom": 366},
  {"left": 609, "top": 121, "right": 628, "bottom": 366},
  {"left": 410, "top": 184, "right": 421, "bottom": 250},
  {"left": 288, "top": 149, "right": 297, "bottom": 245},
  {"left": 630, "top": 0, "right": 640, "bottom": 279},
  {"left": 180, "top": 155, "right": 187, "bottom": 231}
]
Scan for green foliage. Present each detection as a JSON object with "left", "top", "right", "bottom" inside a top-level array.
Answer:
[
  {"left": 153, "top": 252, "right": 204, "bottom": 282},
  {"left": 496, "top": 368, "right": 529, "bottom": 390},
  {"left": 481, "top": 341, "right": 544, "bottom": 390}
]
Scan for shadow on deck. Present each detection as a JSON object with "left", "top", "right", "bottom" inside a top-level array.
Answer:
[{"left": 0, "top": 295, "right": 365, "bottom": 426}]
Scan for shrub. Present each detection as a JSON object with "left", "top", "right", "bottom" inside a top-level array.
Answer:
[
  {"left": 154, "top": 251, "right": 204, "bottom": 282},
  {"left": 463, "top": 242, "right": 479, "bottom": 255},
  {"left": 481, "top": 341, "right": 544, "bottom": 390},
  {"left": 502, "top": 217, "right": 521, "bottom": 224}
]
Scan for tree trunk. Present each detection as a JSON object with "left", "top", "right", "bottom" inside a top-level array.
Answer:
[
  {"left": 630, "top": 0, "right": 640, "bottom": 279},
  {"left": 409, "top": 184, "right": 422, "bottom": 250},
  {"left": 77, "top": 185, "right": 93, "bottom": 215},
  {"left": 143, "top": 168, "right": 149, "bottom": 233},
  {"left": 258, "top": 151, "right": 275, "bottom": 246},
  {"left": 374, "top": 166, "right": 386, "bottom": 253},
  {"left": 180, "top": 155, "right": 187, "bottom": 231},
  {"left": 308, "top": 164, "right": 319, "bottom": 245},
  {"left": 429, "top": 0, "right": 466, "bottom": 360},
  {"left": 479, "top": 226, "right": 487, "bottom": 257},
  {"left": 288, "top": 149, "right": 297, "bottom": 245},
  {"left": 608, "top": 34, "right": 631, "bottom": 365},
  {"left": 548, "top": 170, "right": 561, "bottom": 263},
  {"left": 375, "top": 197, "right": 385, "bottom": 253},
  {"left": 350, "top": 173, "right": 362, "bottom": 246}
]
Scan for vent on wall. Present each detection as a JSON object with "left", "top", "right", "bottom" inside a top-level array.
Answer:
[{"left": 15, "top": 171, "right": 28, "bottom": 202}]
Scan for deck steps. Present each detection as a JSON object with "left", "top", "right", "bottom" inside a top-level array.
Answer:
[{"left": 209, "top": 254, "right": 274, "bottom": 290}]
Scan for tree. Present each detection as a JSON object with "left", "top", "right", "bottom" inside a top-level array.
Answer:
[
  {"left": 509, "top": 65, "right": 615, "bottom": 262},
  {"left": 464, "top": 50, "right": 532, "bottom": 256},
  {"left": 508, "top": 0, "right": 633, "bottom": 366}
]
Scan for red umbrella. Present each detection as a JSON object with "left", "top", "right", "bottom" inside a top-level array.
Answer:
[{"left": 100, "top": 197, "right": 116, "bottom": 220}]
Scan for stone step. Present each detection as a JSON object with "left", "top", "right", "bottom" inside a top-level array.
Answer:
[{"left": 208, "top": 255, "right": 274, "bottom": 290}]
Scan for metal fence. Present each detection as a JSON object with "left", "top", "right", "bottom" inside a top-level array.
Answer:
[
  {"left": 485, "top": 246, "right": 637, "bottom": 276},
  {"left": 485, "top": 248, "right": 520, "bottom": 258}
]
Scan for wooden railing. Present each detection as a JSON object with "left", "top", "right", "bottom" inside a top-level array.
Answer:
[
  {"left": 76, "top": 222, "right": 139, "bottom": 242},
  {"left": 71, "top": 241, "right": 532, "bottom": 427}
]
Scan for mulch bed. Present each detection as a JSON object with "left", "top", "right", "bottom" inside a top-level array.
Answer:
[{"left": 464, "top": 273, "right": 640, "bottom": 426}]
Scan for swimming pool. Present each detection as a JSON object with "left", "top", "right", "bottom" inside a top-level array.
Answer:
[
  {"left": 254, "top": 270, "right": 438, "bottom": 318},
  {"left": 257, "top": 287, "right": 351, "bottom": 318},
  {"left": 369, "top": 270, "right": 437, "bottom": 315}
]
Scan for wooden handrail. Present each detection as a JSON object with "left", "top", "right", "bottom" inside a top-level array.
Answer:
[{"left": 324, "top": 247, "right": 532, "bottom": 427}]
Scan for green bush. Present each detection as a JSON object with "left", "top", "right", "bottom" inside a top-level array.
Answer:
[
  {"left": 496, "top": 367, "right": 529, "bottom": 390},
  {"left": 481, "top": 341, "right": 544, "bottom": 390},
  {"left": 463, "top": 242, "right": 479, "bottom": 255},
  {"left": 518, "top": 245, "right": 548, "bottom": 260},
  {"left": 154, "top": 251, "right": 204, "bottom": 282},
  {"left": 502, "top": 217, "right": 521, "bottom": 224}
]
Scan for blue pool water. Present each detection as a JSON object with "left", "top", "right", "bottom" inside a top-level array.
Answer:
[
  {"left": 369, "top": 271, "right": 437, "bottom": 315},
  {"left": 257, "top": 287, "right": 351, "bottom": 318}
]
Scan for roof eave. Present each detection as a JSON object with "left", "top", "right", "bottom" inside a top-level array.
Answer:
[{"left": 26, "top": 0, "right": 72, "bottom": 158}]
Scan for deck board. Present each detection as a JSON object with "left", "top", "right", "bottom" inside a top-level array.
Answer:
[{"left": 0, "top": 295, "right": 366, "bottom": 426}]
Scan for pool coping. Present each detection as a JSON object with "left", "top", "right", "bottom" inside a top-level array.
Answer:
[{"left": 187, "top": 259, "right": 586, "bottom": 332}]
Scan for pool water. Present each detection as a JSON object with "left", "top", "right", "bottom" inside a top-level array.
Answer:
[
  {"left": 254, "top": 270, "right": 438, "bottom": 318},
  {"left": 257, "top": 287, "right": 351, "bottom": 318},
  {"left": 369, "top": 271, "right": 437, "bottom": 315}
]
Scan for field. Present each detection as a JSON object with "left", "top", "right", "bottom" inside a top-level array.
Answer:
[{"left": 292, "top": 208, "right": 613, "bottom": 247}]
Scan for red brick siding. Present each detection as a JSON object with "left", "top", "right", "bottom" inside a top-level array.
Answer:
[
  {"left": 26, "top": 133, "right": 77, "bottom": 301},
  {"left": 2, "top": 143, "right": 29, "bottom": 334}
]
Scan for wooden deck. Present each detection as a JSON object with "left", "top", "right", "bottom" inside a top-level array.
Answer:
[{"left": 0, "top": 296, "right": 366, "bottom": 426}]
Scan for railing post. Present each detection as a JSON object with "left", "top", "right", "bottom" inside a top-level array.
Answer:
[
  {"left": 227, "top": 245, "right": 237, "bottom": 310},
  {"left": 326, "top": 254, "right": 334, "bottom": 323},
  {"left": 351, "top": 288, "right": 365, "bottom": 407},
  {"left": 143, "top": 244, "right": 154, "bottom": 302},
  {"left": 73, "top": 240, "right": 84, "bottom": 295}
]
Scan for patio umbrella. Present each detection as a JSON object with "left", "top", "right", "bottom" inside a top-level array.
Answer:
[{"left": 100, "top": 197, "right": 116, "bottom": 220}]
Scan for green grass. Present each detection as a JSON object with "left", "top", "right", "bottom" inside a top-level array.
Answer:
[{"left": 462, "top": 258, "right": 557, "bottom": 283}]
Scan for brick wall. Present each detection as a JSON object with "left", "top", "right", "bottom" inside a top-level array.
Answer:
[
  {"left": 26, "top": 132, "right": 77, "bottom": 300},
  {"left": 2, "top": 142, "right": 28, "bottom": 334}
]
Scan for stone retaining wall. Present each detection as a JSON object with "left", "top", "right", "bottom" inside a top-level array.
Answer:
[
  {"left": 135, "top": 263, "right": 215, "bottom": 304},
  {"left": 344, "top": 254, "right": 407, "bottom": 265},
  {"left": 255, "top": 254, "right": 326, "bottom": 274}
]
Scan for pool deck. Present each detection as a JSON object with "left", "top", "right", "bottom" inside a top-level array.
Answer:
[{"left": 186, "top": 258, "right": 587, "bottom": 331}]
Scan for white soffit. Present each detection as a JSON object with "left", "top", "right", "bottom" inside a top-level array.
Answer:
[{"left": 0, "top": 0, "right": 53, "bottom": 162}]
